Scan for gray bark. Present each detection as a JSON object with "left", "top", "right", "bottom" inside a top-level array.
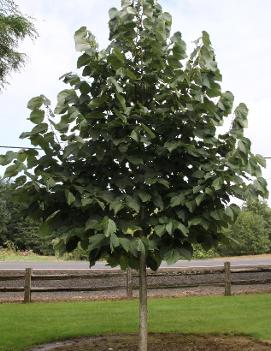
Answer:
[
  {"left": 126, "top": 268, "right": 133, "bottom": 298},
  {"left": 139, "top": 251, "right": 148, "bottom": 351}
]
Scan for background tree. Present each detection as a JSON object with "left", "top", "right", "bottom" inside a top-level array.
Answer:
[
  {"left": 220, "top": 211, "right": 269, "bottom": 256},
  {"left": 219, "top": 199, "right": 271, "bottom": 256},
  {"left": 0, "top": 0, "right": 36, "bottom": 89},
  {"left": 0, "top": 0, "right": 268, "bottom": 349},
  {"left": 5, "top": 203, "right": 54, "bottom": 254},
  {"left": 0, "top": 179, "right": 53, "bottom": 254},
  {"left": 244, "top": 199, "right": 271, "bottom": 244}
]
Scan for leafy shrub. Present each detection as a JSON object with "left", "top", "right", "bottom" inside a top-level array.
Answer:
[
  {"left": 192, "top": 244, "right": 219, "bottom": 259},
  {"left": 218, "top": 211, "right": 270, "bottom": 256}
]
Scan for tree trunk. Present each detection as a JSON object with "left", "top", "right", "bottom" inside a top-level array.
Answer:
[
  {"left": 126, "top": 267, "right": 133, "bottom": 298},
  {"left": 139, "top": 251, "right": 148, "bottom": 351}
]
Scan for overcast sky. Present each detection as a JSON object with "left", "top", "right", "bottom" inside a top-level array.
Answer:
[{"left": 0, "top": 0, "right": 271, "bottom": 200}]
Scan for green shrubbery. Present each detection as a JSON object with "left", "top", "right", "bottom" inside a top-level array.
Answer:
[
  {"left": 192, "top": 244, "right": 218, "bottom": 259},
  {"left": 0, "top": 240, "right": 43, "bottom": 260},
  {"left": 217, "top": 200, "right": 271, "bottom": 257},
  {"left": 65, "top": 199, "right": 271, "bottom": 260},
  {"left": 218, "top": 211, "right": 270, "bottom": 256},
  {"left": 195, "top": 199, "right": 271, "bottom": 258},
  {"left": 0, "top": 181, "right": 54, "bottom": 255}
]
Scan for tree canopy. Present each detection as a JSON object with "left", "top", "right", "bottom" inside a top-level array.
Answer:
[
  {"left": 0, "top": 0, "right": 268, "bottom": 271},
  {"left": 219, "top": 199, "right": 271, "bottom": 256},
  {"left": 0, "top": 0, "right": 36, "bottom": 88},
  {"left": 1, "top": 1, "right": 268, "bottom": 349}
]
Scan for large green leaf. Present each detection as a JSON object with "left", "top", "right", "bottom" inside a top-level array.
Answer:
[
  {"left": 141, "top": 123, "right": 155, "bottom": 139},
  {"left": 123, "top": 225, "right": 142, "bottom": 235},
  {"left": 255, "top": 154, "right": 266, "bottom": 168},
  {"left": 154, "top": 224, "right": 166, "bottom": 237},
  {"left": 109, "top": 199, "right": 123, "bottom": 215},
  {"left": 89, "top": 234, "right": 105, "bottom": 251},
  {"left": 85, "top": 218, "right": 99, "bottom": 231},
  {"left": 110, "top": 233, "right": 120, "bottom": 251},
  {"left": 188, "top": 217, "right": 209, "bottom": 230},
  {"left": 74, "top": 26, "right": 98, "bottom": 54},
  {"left": 119, "top": 237, "right": 130, "bottom": 252},
  {"left": 137, "top": 191, "right": 151, "bottom": 203},
  {"left": 65, "top": 190, "right": 76, "bottom": 206},
  {"left": 177, "top": 223, "right": 189, "bottom": 236},
  {"left": 27, "top": 96, "right": 44, "bottom": 110},
  {"left": 137, "top": 239, "right": 145, "bottom": 253},
  {"left": 103, "top": 217, "right": 117, "bottom": 237},
  {"left": 164, "top": 246, "right": 192, "bottom": 264},
  {"left": 0, "top": 151, "right": 17, "bottom": 166},
  {"left": 29, "top": 109, "right": 45, "bottom": 124},
  {"left": 126, "top": 196, "right": 140, "bottom": 213},
  {"left": 4, "top": 162, "right": 24, "bottom": 178},
  {"left": 170, "top": 193, "right": 185, "bottom": 207}
]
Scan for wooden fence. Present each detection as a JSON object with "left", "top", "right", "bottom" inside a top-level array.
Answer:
[{"left": 1, "top": 262, "right": 271, "bottom": 303}]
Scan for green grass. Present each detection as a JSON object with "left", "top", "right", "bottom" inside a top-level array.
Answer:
[
  {"left": 1, "top": 294, "right": 271, "bottom": 351},
  {"left": 0, "top": 249, "right": 60, "bottom": 262}
]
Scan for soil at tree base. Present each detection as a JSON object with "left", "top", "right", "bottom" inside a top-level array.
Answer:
[{"left": 30, "top": 334, "right": 271, "bottom": 351}]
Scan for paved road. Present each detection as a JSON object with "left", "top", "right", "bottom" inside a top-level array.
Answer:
[{"left": 1, "top": 256, "right": 271, "bottom": 270}]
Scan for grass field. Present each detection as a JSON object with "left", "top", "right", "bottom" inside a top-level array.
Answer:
[
  {"left": 0, "top": 248, "right": 60, "bottom": 262},
  {"left": 1, "top": 294, "right": 271, "bottom": 351},
  {"left": 0, "top": 253, "right": 59, "bottom": 262}
]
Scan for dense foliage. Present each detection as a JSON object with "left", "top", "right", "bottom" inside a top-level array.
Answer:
[
  {"left": 218, "top": 200, "right": 271, "bottom": 256},
  {"left": 0, "top": 0, "right": 268, "bottom": 271},
  {"left": 245, "top": 199, "right": 271, "bottom": 241},
  {"left": 2, "top": 179, "right": 270, "bottom": 258},
  {"left": 0, "top": 0, "right": 36, "bottom": 88},
  {"left": 0, "top": 181, "right": 53, "bottom": 254}
]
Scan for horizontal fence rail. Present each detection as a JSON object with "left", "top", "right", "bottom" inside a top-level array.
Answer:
[{"left": 0, "top": 262, "right": 271, "bottom": 303}]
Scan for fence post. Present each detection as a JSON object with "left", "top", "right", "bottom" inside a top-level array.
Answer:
[
  {"left": 24, "top": 268, "right": 32, "bottom": 303},
  {"left": 126, "top": 268, "right": 133, "bottom": 298},
  {"left": 224, "top": 261, "right": 231, "bottom": 296}
]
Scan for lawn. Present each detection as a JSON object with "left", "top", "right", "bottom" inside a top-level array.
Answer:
[
  {"left": 0, "top": 249, "right": 60, "bottom": 262},
  {"left": 0, "top": 253, "right": 59, "bottom": 262},
  {"left": 1, "top": 294, "right": 271, "bottom": 351}
]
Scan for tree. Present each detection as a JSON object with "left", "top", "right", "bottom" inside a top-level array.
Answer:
[
  {"left": 0, "top": 0, "right": 268, "bottom": 349},
  {"left": 0, "top": 0, "right": 36, "bottom": 89},
  {"left": 244, "top": 199, "right": 271, "bottom": 243},
  {"left": 219, "top": 200, "right": 271, "bottom": 256},
  {"left": 0, "top": 179, "right": 53, "bottom": 254},
  {"left": 220, "top": 211, "right": 270, "bottom": 256},
  {"left": 5, "top": 203, "right": 54, "bottom": 254}
]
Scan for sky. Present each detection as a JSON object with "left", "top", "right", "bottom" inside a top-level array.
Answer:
[{"left": 0, "top": 0, "right": 271, "bottom": 200}]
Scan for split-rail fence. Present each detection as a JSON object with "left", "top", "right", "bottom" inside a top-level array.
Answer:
[{"left": 1, "top": 262, "right": 271, "bottom": 303}]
